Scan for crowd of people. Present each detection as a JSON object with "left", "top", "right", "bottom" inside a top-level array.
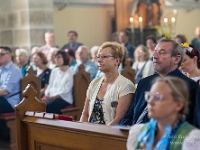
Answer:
[{"left": 1, "top": 26, "right": 200, "bottom": 149}]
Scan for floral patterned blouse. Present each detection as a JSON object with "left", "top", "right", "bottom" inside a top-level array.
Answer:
[{"left": 89, "top": 97, "right": 105, "bottom": 125}]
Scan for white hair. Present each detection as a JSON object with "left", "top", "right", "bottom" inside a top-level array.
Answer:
[
  {"left": 49, "top": 47, "right": 59, "bottom": 53},
  {"left": 15, "top": 48, "right": 29, "bottom": 58},
  {"left": 77, "top": 45, "right": 89, "bottom": 54},
  {"left": 90, "top": 46, "right": 100, "bottom": 54}
]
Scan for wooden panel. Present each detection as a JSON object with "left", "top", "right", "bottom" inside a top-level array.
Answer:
[
  {"left": 35, "top": 141, "right": 71, "bottom": 150},
  {"left": 15, "top": 85, "right": 46, "bottom": 150},
  {"left": 23, "top": 117, "right": 128, "bottom": 150},
  {"left": 121, "top": 60, "right": 135, "bottom": 84},
  {"left": 21, "top": 66, "right": 41, "bottom": 99},
  {"left": 15, "top": 83, "right": 128, "bottom": 150},
  {"left": 73, "top": 64, "right": 90, "bottom": 120}
]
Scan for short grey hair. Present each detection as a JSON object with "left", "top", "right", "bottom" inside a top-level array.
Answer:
[
  {"left": 15, "top": 48, "right": 29, "bottom": 58},
  {"left": 49, "top": 47, "right": 59, "bottom": 53},
  {"left": 77, "top": 45, "right": 89, "bottom": 54}
]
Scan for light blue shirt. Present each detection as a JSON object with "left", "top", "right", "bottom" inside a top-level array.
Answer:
[
  {"left": 74, "top": 59, "right": 98, "bottom": 80},
  {"left": 69, "top": 59, "right": 77, "bottom": 71},
  {"left": 0, "top": 61, "right": 22, "bottom": 108}
]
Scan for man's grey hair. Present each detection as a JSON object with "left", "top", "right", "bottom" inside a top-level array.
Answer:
[
  {"left": 15, "top": 48, "right": 29, "bottom": 58},
  {"left": 78, "top": 45, "right": 89, "bottom": 54}
]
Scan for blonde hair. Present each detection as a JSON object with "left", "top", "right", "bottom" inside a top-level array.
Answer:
[
  {"left": 98, "top": 41, "right": 125, "bottom": 63},
  {"left": 134, "top": 44, "right": 150, "bottom": 61},
  {"left": 153, "top": 76, "right": 189, "bottom": 120}
]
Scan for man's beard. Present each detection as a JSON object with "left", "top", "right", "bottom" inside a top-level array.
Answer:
[{"left": 154, "top": 62, "right": 174, "bottom": 76}]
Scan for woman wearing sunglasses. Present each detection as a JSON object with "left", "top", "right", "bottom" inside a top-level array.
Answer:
[{"left": 127, "top": 76, "right": 200, "bottom": 150}]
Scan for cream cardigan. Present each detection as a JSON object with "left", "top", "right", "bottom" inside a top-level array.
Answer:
[
  {"left": 132, "top": 59, "right": 154, "bottom": 79},
  {"left": 87, "top": 74, "right": 135, "bottom": 125}
]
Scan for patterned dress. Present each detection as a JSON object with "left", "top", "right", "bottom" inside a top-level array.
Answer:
[
  {"left": 34, "top": 68, "right": 51, "bottom": 89},
  {"left": 89, "top": 97, "right": 105, "bottom": 124}
]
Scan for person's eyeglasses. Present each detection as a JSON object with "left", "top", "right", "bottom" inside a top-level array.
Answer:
[
  {"left": 0, "top": 53, "right": 9, "bottom": 57},
  {"left": 96, "top": 55, "right": 114, "bottom": 60},
  {"left": 54, "top": 56, "right": 62, "bottom": 59},
  {"left": 144, "top": 91, "right": 163, "bottom": 103}
]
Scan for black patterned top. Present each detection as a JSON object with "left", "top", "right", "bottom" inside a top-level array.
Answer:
[
  {"left": 89, "top": 97, "right": 105, "bottom": 125},
  {"left": 34, "top": 68, "right": 51, "bottom": 89}
]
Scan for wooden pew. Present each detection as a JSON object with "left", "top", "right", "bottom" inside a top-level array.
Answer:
[
  {"left": 0, "top": 113, "right": 16, "bottom": 150},
  {"left": 15, "top": 84, "right": 129, "bottom": 150},
  {"left": 0, "top": 67, "right": 40, "bottom": 150},
  {"left": 61, "top": 64, "right": 90, "bottom": 120},
  {"left": 121, "top": 60, "right": 135, "bottom": 84},
  {"left": 0, "top": 65, "right": 90, "bottom": 149},
  {"left": 20, "top": 66, "right": 41, "bottom": 99}
]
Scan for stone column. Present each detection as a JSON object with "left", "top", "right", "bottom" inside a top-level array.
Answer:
[{"left": 0, "top": 0, "right": 54, "bottom": 52}]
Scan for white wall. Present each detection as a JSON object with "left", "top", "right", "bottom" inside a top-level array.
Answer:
[
  {"left": 156, "top": 8, "right": 200, "bottom": 42},
  {"left": 53, "top": 4, "right": 200, "bottom": 49},
  {"left": 53, "top": 5, "right": 114, "bottom": 49},
  {"left": 175, "top": 9, "right": 200, "bottom": 42}
]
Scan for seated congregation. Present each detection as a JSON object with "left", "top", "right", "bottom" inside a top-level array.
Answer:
[
  {"left": 1, "top": 36, "right": 200, "bottom": 150},
  {"left": 0, "top": 41, "right": 135, "bottom": 149}
]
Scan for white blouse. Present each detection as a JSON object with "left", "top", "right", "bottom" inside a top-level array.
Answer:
[{"left": 45, "top": 67, "right": 75, "bottom": 104}]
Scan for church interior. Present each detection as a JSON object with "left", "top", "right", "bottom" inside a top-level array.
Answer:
[
  {"left": 0, "top": 0, "right": 200, "bottom": 150},
  {"left": 0, "top": 0, "right": 200, "bottom": 51}
]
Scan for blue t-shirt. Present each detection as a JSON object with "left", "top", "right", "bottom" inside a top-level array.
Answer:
[
  {"left": 74, "top": 59, "right": 98, "bottom": 81},
  {"left": 125, "top": 42, "right": 135, "bottom": 58},
  {"left": 62, "top": 42, "right": 83, "bottom": 51},
  {"left": 191, "top": 38, "right": 200, "bottom": 52}
]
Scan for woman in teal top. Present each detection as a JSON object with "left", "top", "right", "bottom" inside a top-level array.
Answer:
[
  {"left": 65, "top": 48, "right": 77, "bottom": 71},
  {"left": 127, "top": 76, "right": 199, "bottom": 150}
]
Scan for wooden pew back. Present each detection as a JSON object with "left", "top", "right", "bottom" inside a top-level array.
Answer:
[
  {"left": 15, "top": 84, "right": 46, "bottom": 150},
  {"left": 15, "top": 85, "right": 128, "bottom": 150},
  {"left": 21, "top": 66, "right": 41, "bottom": 99},
  {"left": 61, "top": 64, "right": 90, "bottom": 120},
  {"left": 121, "top": 60, "right": 135, "bottom": 84},
  {"left": 73, "top": 64, "right": 90, "bottom": 115}
]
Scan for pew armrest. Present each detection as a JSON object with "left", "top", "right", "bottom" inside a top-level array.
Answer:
[
  {"left": 61, "top": 107, "right": 80, "bottom": 113},
  {"left": 61, "top": 107, "right": 80, "bottom": 120},
  {"left": 0, "top": 113, "right": 15, "bottom": 120}
]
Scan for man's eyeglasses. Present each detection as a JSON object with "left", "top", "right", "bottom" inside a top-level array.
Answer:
[
  {"left": 0, "top": 53, "right": 9, "bottom": 57},
  {"left": 96, "top": 55, "right": 114, "bottom": 60},
  {"left": 144, "top": 91, "right": 163, "bottom": 103}
]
